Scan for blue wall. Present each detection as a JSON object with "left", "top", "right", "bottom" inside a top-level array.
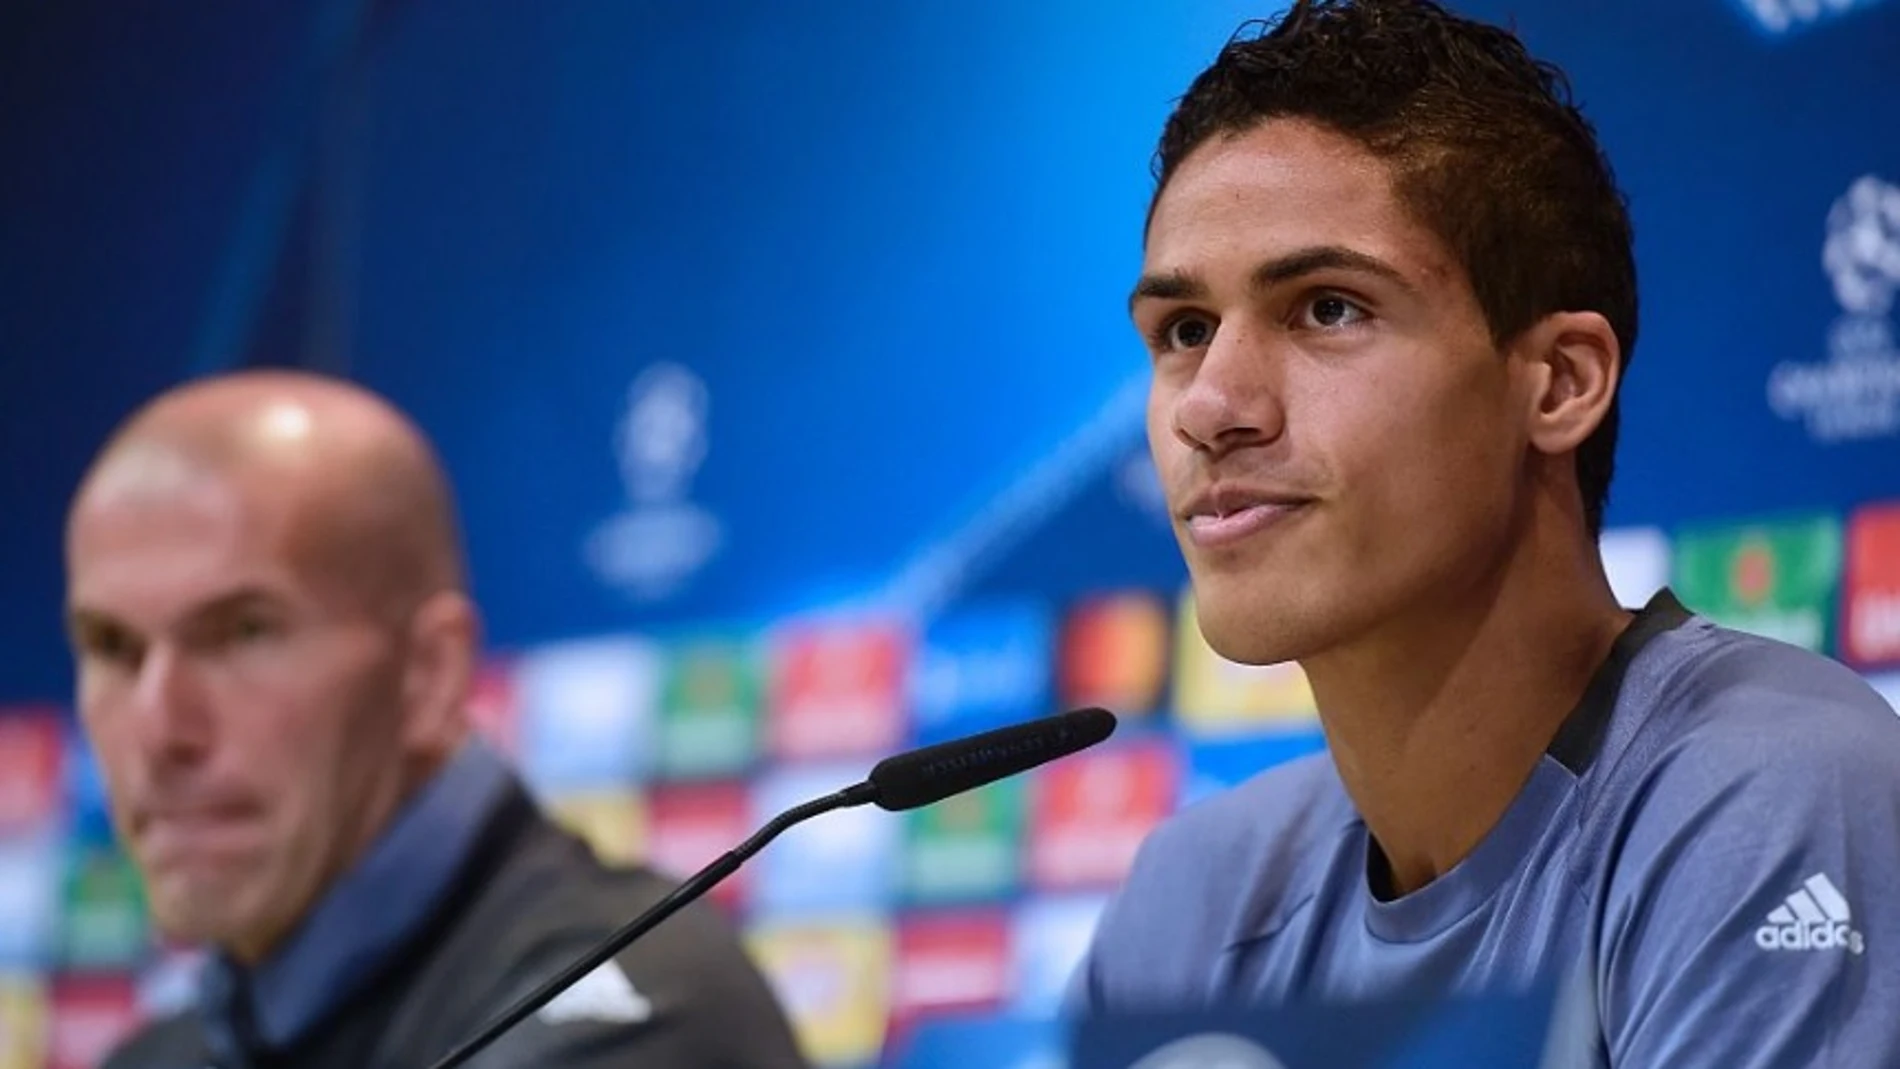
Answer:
[
  {"left": 4, "top": 0, "right": 1897, "bottom": 700},
  {"left": 3, "top": 3, "right": 1897, "bottom": 1065}
]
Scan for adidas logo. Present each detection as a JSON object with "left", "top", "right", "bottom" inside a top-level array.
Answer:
[
  {"left": 537, "top": 961, "right": 654, "bottom": 1027},
  {"left": 1754, "top": 873, "right": 1866, "bottom": 955}
]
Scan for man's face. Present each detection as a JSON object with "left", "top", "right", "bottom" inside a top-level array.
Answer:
[
  {"left": 65, "top": 459, "right": 412, "bottom": 960},
  {"left": 1135, "top": 119, "right": 1536, "bottom": 665}
]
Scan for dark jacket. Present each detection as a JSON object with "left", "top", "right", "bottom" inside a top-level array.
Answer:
[{"left": 103, "top": 784, "right": 810, "bottom": 1069}]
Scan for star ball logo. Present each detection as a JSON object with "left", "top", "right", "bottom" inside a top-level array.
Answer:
[
  {"left": 586, "top": 363, "right": 725, "bottom": 600},
  {"left": 1730, "top": 0, "right": 1892, "bottom": 36},
  {"left": 1768, "top": 175, "right": 1900, "bottom": 443}
]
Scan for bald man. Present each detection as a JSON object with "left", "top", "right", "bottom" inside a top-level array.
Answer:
[{"left": 64, "top": 371, "right": 808, "bottom": 1069}]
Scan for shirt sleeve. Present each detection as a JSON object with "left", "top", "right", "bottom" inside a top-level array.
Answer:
[{"left": 1596, "top": 687, "right": 1900, "bottom": 1069}]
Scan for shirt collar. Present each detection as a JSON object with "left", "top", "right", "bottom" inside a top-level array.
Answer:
[{"left": 1543, "top": 586, "right": 1694, "bottom": 776}]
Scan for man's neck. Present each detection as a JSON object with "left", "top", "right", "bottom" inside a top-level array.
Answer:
[{"left": 1301, "top": 514, "right": 1630, "bottom": 899}]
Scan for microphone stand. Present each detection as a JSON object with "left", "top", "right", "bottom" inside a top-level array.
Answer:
[{"left": 423, "top": 781, "right": 879, "bottom": 1069}]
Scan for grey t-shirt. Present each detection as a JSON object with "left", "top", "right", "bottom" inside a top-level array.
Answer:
[{"left": 1077, "top": 590, "right": 1900, "bottom": 1067}]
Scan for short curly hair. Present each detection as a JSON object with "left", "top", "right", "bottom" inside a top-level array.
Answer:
[{"left": 1151, "top": 0, "right": 1638, "bottom": 537}]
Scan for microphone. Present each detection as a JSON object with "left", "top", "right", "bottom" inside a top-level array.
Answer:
[
  {"left": 867, "top": 705, "right": 1117, "bottom": 810},
  {"left": 422, "top": 707, "right": 1118, "bottom": 1069}
]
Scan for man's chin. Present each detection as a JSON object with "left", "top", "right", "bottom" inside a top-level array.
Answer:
[
  {"left": 1206, "top": 631, "right": 1307, "bottom": 667},
  {"left": 150, "top": 885, "right": 265, "bottom": 952},
  {"left": 1192, "top": 592, "right": 1313, "bottom": 667},
  {"left": 151, "top": 913, "right": 237, "bottom": 952},
  {"left": 1192, "top": 553, "right": 1357, "bottom": 655}
]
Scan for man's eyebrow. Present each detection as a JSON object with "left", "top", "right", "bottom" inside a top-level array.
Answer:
[
  {"left": 65, "top": 586, "right": 284, "bottom": 641},
  {"left": 1250, "top": 245, "right": 1413, "bottom": 293},
  {"left": 1129, "top": 270, "right": 1205, "bottom": 313},
  {"left": 1129, "top": 245, "right": 1415, "bottom": 313}
]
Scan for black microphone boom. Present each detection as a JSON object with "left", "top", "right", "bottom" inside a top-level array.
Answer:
[
  {"left": 867, "top": 705, "right": 1117, "bottom": 811},
  {"left": 422, "top": 707, "right": 1117, "bottom": 1069}
]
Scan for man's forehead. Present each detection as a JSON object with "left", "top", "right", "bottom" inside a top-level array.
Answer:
[
  {"left": 1148, "top": 123, "right": 1409, "bottom": 241},
  {"left": 70, "top": 455, "right": 285, "bottom": 553},
  {"left": 77, "top": 442, "right": 225, "bottom": 510},
  {"left": 68, "top": 467, "right": 322, "bottom": 605},
  {"left": 1143, "top": 161, "right": 1458, "bottom": 296}
]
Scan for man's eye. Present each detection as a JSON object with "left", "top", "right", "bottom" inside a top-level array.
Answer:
[
  {"left": 85, "top": 627, "right": 142, "bottom": 668},
  {"left": 231, "top": 616, "right": 279, "bottom": 642},
  {"left": 1162, "top": 314, "right": 1216, "bottom": 350},
  {"left": 1300, "top": 295, "right": 1369, "bottom": 329}
]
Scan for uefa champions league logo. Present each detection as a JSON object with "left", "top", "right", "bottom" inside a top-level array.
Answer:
[
  {"left": 1766, "top": 174, "right": 1900, "bottom": 443},
  {"left": 615, "top": 362, "right": 709, "bottom": 505},
  {"left": 1822, "top": 175, "right": 1900, "bottom": 318},
  {"left": 585, "top": 362, "right": 725, "bottom": 600},
  {"left": 1127, "top": 1033, "right": 1290, "bottom": 1069},
  {"left": 1730, "top": 0, "right": 1891, "bottom": 36}
]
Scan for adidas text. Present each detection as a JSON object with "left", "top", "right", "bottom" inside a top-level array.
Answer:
[{"left": 1755, "top": 920, "right": 1866, "bottom": 955}]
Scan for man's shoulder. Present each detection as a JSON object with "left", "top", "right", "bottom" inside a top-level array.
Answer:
[
  {"left": 478, "top": 808, "right": 675, "bottom": 915},
  {"left": 1085, "top": 750, "right": 1355, "bottom": 1001},
  {"left": 1634, "top": 619, "right": 1900, "bottom": 780},
  {"left": 1584, "top": 624, "right": 1900, "bottom": 1067},
  {"left": 386, "top": 809, "right": 805, "bottom": 1067},
  {"left": 1146, "top": 749, "right": 1355, "bottom": 865},
  {"left": 100, "top": 1013, "right": 206, "bottom": 1069},
  {"left": 1592, "top": 620, "right": 1900, "bottom": 919},
  {"left": 1130, "top": 749, "right": 1356, "bottom": 919},
  {"left": 468, "top": 811, "right": 746, "bottom": 977}
]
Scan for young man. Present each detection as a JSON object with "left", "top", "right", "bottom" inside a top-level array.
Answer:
[
  {"left": 66, "top": 371, "right": 808, "bottom": 1069},
  {"left": 1076, "top": 2, "right": 1900, "bottom": 1066}
]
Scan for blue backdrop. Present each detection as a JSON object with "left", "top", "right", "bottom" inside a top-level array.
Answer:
[
  {"left": 1, "top": 1, "right": 1896, "bottom": 1066},
  {"left": 4, "top": 0, "right": 1896, "bottom": 693}
]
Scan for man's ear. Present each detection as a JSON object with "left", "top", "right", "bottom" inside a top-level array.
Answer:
[
  {"left": 400, "top": 590, "right": 481, "bottom": 759},
  {"left": 1516, "top": 311, "right": 1621, "bottom": 456}
]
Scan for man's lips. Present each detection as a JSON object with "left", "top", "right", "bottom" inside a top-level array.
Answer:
[
  {"left": 1178, "top": 485, "right": 1314, "bottom": 549},
  {"left": 135, "top": 797, "right": 263, "bottom": 862}
]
